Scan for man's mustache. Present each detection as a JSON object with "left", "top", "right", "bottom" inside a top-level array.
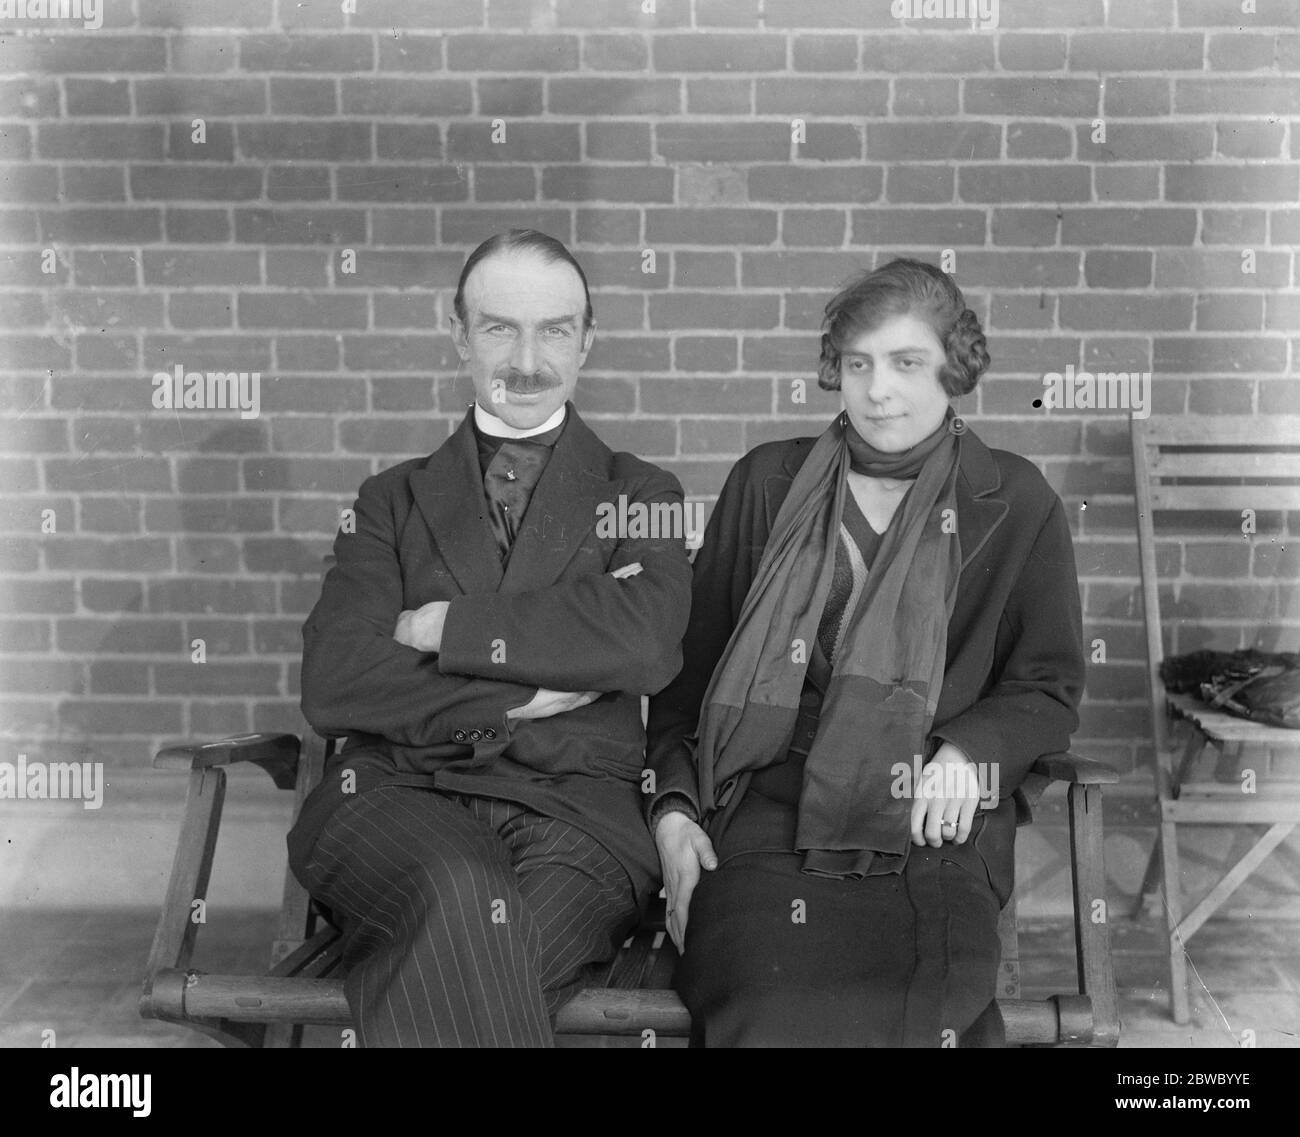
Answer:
[{"left": 494, "top": 368, "right": 562, "bottom": 394}]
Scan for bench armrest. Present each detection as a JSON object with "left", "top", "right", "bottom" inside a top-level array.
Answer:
[
  {"left": 155, "top": 733, "right": 301, "bottom": 790},
  {"left": 1029, "top": 751, "right": 1120, "bottom": 786}
]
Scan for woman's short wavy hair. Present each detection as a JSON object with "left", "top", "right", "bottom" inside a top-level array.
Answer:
[{"left": 817, "top": 258, "right": 990, "bottom": 397}]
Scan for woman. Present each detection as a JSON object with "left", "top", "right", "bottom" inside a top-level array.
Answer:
[{"left": 645, "top": 259, "right": 1085, "bottom": 1047}]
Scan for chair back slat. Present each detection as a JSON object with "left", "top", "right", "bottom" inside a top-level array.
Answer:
[{"left": 271, "top": 726, "right": 335, "bottom": 966}]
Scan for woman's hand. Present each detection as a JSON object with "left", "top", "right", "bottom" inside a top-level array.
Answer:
[
  {"left": 910, "top": 741, "right": 982, "bottom": 848},
  {"left": 653, "top": 811, "right": 717, "bottom": 953}
]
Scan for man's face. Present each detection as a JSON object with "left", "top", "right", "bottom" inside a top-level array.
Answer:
[
  {"left": 838, "top": 311, "right": 951, "bottom": 453},
  {"left": 450, "top": 250, "right": 594, "bottom": 430}
]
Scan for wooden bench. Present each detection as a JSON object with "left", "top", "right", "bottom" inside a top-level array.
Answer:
[{"left": 140, "top": 726, "right": 1119, "bottom": 1046}]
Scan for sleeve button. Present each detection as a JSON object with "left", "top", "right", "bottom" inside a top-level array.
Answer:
[
  {"left": 483, "top": 728, "right": 497, "bottom": 740},
  {"left": 452, "top": 729, "right": 468, "bottom": 743},
  {"left": 468, "top": 729, "right": 483, "bottom": 741}
]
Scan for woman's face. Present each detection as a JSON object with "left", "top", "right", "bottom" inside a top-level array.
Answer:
[{"left": 838, "top": 311, "right": 952, "bottom": 453}]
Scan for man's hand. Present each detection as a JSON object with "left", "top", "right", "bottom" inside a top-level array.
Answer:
[
  {"left": 505, "top": 688, "right": 602, "bottom": 721},
  {"left": 393, "top": 601, "right": 450, "bottom": 653},
  {"left": 910, "top": 741, "right": 982, "bottom": 848},
  {"left": 654, "top": 811, "right": 717, "bottom": 954}
]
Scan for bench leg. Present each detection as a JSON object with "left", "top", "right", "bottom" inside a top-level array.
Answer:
[{"left": 1159, "top": 810, "right": 1191, "bottom": 1024}]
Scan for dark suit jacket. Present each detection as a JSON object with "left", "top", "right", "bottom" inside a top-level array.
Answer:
[
  {"left": 645, "top": 424, "right": 1085, "bottom": 905},
  {"left": 288, "top": 405, "right": 693, "bottom": 906}
]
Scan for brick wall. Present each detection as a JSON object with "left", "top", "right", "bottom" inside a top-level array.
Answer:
[{"left": 0, "top": 0, "right": 1296, "bottom": 781}]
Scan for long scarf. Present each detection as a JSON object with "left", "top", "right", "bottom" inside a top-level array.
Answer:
[{"left": 693, "top": 409, "right": 962, "bottom": 870}]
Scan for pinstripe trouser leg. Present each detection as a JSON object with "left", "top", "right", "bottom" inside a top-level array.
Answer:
[{"left": 299, "top": 784, "right": 638, "bottom": 1048}]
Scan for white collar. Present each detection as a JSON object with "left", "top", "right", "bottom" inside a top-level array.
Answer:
[{"left": 473, "top": 401, "right": 567, "bottom": 440}]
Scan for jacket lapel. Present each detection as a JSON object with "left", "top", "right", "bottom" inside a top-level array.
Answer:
[
  {"left": 767, "top": 424, "right": 1009, "bottom": 571},
  {"left": 501, "top": 405, "right": 612, "bottom": 593},
  {"left": 408, "top": 411, "right": 504, "bottom": 595}
]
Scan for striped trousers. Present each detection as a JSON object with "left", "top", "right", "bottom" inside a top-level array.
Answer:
[{"left": 296, "top": 784, "right": 640, "bottom": 1048}]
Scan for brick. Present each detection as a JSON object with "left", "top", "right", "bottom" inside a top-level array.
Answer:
[
  {"left": 757, "top": 78, "right": 889, "bottom": 116},
  {"left": 341, "top": 78, "right": 472, "bottom": 116},
  {"left": 583, "top": 33, "right": 648, "bottom": 70},
  {"left": 1082, "top": 123, "right": 1212, "bottom": 161},
  {"left": 237, "top": 293, "right": 366, "bottom": 330},
  {"left": 686, "top": 79, "right": 753, "bottom": 115},
  {"left": 763, "top": 0, "right": 897, "bottom": 27},
  {"left": 57, "top": 618, "right": 183, "bottom": 655},
  {"left": 169, "top": 34, "right": 239, "bottom": 72},
  {"left": 378, "top": 34, "right": 444, "bottom": 70},
  {"left": 439, "top": 208, "right": 572, "bottom": 245},
  {"left": 142, "top": 334, "right": 271, "bottom": 372},
  {"left": 1061, "top": 208, "right": 1197, "bottom": 245},
  {"left": 166, "top": 208, "right": 231, "bottom": 243},
  {"left": 1153, "top": 337, "right": 1286, "bottom": 374},
  {"left": 1070, "top": 31, "right": 1204, "bottom": 70},
  {"left": 659, "top": 121, "right": 791, "bottom": 161},
  {"left": 0, "top": 661, "right": 84, "bottom": 696},
  {"left": 998, "top": 0, "right": 1105, "bottom": 25},
  {"left": 1084, "top": 250, "right": 1153, "bottom": 288},
  {"left": 1271, "top": 210, "right": 1300, "bottom": 244},
  {"left": 884, "top": 166, "right": 954, "bottom": 203},
  {"left": 793, "top": 35, "right": 858, "bottom": 71},
  {"left": 0, "top": 293, "right": 47, "bottom": 327},
  {"left": 267, "top": 165, "right": 332, "bottom": 202},
  {"left": 169, "top": 292, "right": 234, "bottom": 329},
  {"left": 582, "top": 251, "right": 669, "bottom": 290},
  {"left": 966, "top": 77, "right": 1099, "bottom": 117},
  {"left": 143, "top": 250, "right": 259, "bottom": 287},
  {"left": 1, "top": 578, "right": 76, "bottom": 613},
  {"left": 142, "top": 0, "right": 273, "bottom": 25},
  {"left": 243, "top": 457, "right": 372, "bottom": 493},
  {"left": 239, "top": 121, "right": 371, "bottom": 161},
  {"left": 648, "top": 293, "right": 779, "bottom": 330},
  {"left": 53, "top": 291, "right": 164, "bottom": 328},
  {"left": 742, "top": 252, "right": 870, "bottom": 289},
  {"left": 554, "top": 0, "right": 690, "bottom": 25},
  {"left": 1176, "top": 78, "right": 1300, "bottom": 115},
  {"left": 474, "top": 166, "right": 537, "bottom": 201},
  {"left": 64, "top": 79, "right": 130, "bottom": 116},
  {"left": 0, "top": 77, "right": 59, "bottom": 118},
  {"left": 478, "top": 78, "right": 545, "bottom": 117},
  {"left": 168, "top": 120, "right": 236, "bottom": 162},
  {"left": 1095, "top": 167, "right": 1161, "bottom": 202},
  {"left": 376, "top": 124, "right": 442, "bottom": 161},
  {"left": 136, "top": 78, "right": 266, "bottom": 115},
  {"left": 645, "top": 207, "right": 777, "bottom": 245},
  {"left": 1178, "top": 0, "right": 1300, "bottom": 26},
  {"left": 1166, "top": 164, "right": 1299, "bottom": 202},
  {"left": 3, "top": 34, "right": 166, "bottom": 71},
  {"left": 959, "top": 165, "right": 1090, "bottom": 202},
  {"left": 654, "top": 33, "right": 784, "bottom": 71},
  {"left": 748, "top": 166, "right": 882, "bottom": 203},
  {"left": 235, "top": 208, "right": 366, "bottom": 244},
  {"left": 1196, "top": 294, "right": 1263, "bottom": 332},
  {"left": 584, "top": 337, "right": 671, "bottom": 372},
  {"left": 0, "top": 164, "right": 57, "bottom": 201},
  {"left": 1216, "top": 121, "right": 1285, "bottom": 159},
  {"left": 990, "top": 293, "right": 1056, "bottom": 331},
  {"left": 45, "top": 536, "right": 172, "bottom": 572},
  {"left": 240, "top": 33, "right": 373, "bottom": 71},
  {"left": 1007, "top": 123, "right": 1071, "bottom": 159},
  {"left": 783, "top": 209, "right": 846, "bottom": 246},
  {"left": 155, "top": 664, "right": 281, "bottom": 697},
  {"left": 330, "top": 249, "right": 458, "bottom": 289},
  {"left": 0, "top": 620, "right": 49, "bottom": 653},
  {"left": 1060, "top": 295, "right": 1193, "bottom": 331},
  {"left": 548, "top": 78, "right": 679, "bottom": 115},
  {"left": 77, "top": 331, "right": 139, "bottom": 371},
  {"left": 38, "top": 208, "right": 162, "bottom": 245},
  {"left": 856, "top": 207, "right": 986, "bottom": 247},
  {"left": 270, "top": 77, "right": 338, "bottom": 115},
  {"left": 953, "top": 252, "right": 1080, "bottom": 289},
  {"left": 674, "top": 336, "right": 738, "bottom": 371},
  {"left": 446, "top": 122, "right": 580, "bottom": 161},
  {"left": 542, "top": 166, "right": 673, "bottom": 202},
  {"left": 244, "top": 536, "right": 333, "bottom": 574},
  {"left": 866, "top": 122, "right": 999, "bottom": 161},
  {"left": 447, "top": 34, "right": 578, "bottom": 71},
  {"left": 998, "top": 33, "right": 1067, "bottom": 70},
  {"left": 131, "top": 166, "right": 263, "bottom": 201},
  {"left": 672, "top": 252, "right": 734, "bottom": 288},
  {"left": 1207, "top": 32, "right": 1278, "bottom": 70},
  {"left": 3, "top": 335, "right": 69, "bottom": 370},
  {"left": 585, "top": 122, "right": 651, "bottom": 161},
  {"left": 343, "top": 336, "right": 458, "bottom": 372},
  {"left": 1103, "top": 76, "right": 1171, "bottom": 117},
  {"left": 1265, "top": 295, "right": 1300, "bottom": 331},
  {"left": 576, "top": 208, "right": 639, "bottom": 245},
  {"left": 892, "top": 77, "right": 960, "bottom": 116},
  {"left": 338, "top": 165, "right": 469, "bottom": 203},
  {"left": 862, "top": 33, "right": 995, "bottom": 72}
]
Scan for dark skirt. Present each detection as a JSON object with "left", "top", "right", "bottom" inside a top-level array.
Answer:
[{"left": 674, "top": 779, "right": 1006, "bottom": 1048}]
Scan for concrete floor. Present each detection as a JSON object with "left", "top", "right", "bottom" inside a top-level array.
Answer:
[{"left": 0, "top": 908, "right": 1296, "bottom": 1048}]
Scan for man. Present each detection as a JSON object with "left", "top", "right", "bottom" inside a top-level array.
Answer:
[{"left": 288, "top": 229, "right": 692, "bottom": 1047}]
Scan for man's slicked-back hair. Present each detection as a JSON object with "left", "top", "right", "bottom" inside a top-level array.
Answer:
[{"left": 453, "top": 229, "right": 594, "bottom": 332}]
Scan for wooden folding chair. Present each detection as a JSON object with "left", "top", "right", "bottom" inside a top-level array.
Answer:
[
  {"left": 140, "top": 727, "right": 1120, "bottom": 1047},
  {"left": 1130, "top": 413, "right": 1300, "bottom": 1023}
]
